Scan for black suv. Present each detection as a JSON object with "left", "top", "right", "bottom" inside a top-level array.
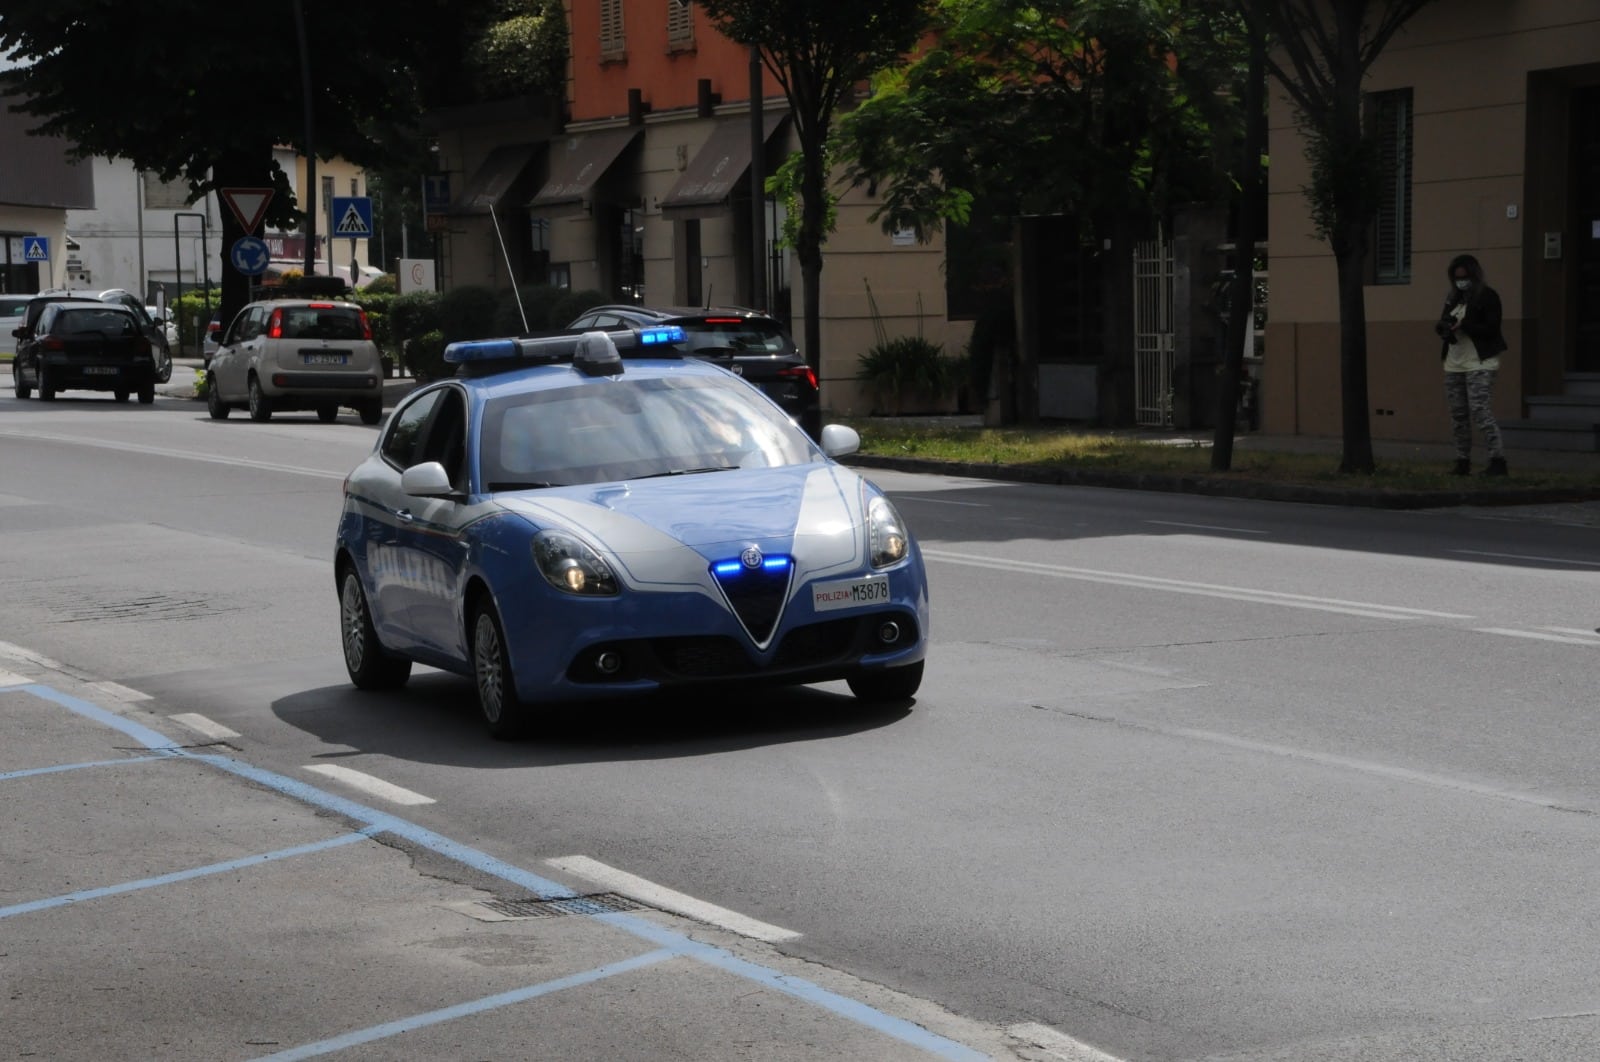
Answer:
[{"left": 565, "top": 305, "right": 821, "bottom": 437}]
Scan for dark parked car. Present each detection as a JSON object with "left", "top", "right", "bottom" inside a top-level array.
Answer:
[
  {"left": 565, "top": 305, "right": 821, "bottom": 437},
  {"left": 12, "top": 301, "right": 158, "bottom": 403},
  {"left": 29, "top": 288, "right": 172, "bottom": 383}
]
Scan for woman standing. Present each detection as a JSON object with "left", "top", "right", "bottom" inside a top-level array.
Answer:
[{"left": 1435, "top": 254, "right": 1509, "bottom": 476}]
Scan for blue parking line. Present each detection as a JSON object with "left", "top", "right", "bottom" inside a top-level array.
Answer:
[
  {"left": 0, "top": 832, "right": 372, "bottom": 920},
  {"left": 250, "top": 948, "right": 678, "bottom": 1061},
  {"left": 0, "top": 753, "right": 170, "bottom": 781},
  {"left": 24, "top": 682, "right": 991, "bottom": 1061}
]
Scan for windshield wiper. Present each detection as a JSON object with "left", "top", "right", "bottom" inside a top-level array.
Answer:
[
  {"left": 635, "top": 466, "right": 735, "bottom": 480},
  {"left": 487, "top": 480, "right": 560, "bottom": 491}
]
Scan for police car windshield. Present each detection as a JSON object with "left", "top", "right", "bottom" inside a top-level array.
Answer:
[{"left": 480, "top": 375, "right": 814, "bottom": 489}]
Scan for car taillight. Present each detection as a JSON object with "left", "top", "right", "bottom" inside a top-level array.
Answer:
[
  {"left": 703, "top": 317, "right": 744, "bottom": 324},
  {"left": 267, "top": 308, "right": 283, "bottom": 339},
  {"left": 778, "top": 365, "right": 818, "bottom": 390},
  {"left": 42, "top": 336, "right": 65, "bottom": 351},
  {"left": 358, "top": 309, "right": 373, "bottom": 341}
]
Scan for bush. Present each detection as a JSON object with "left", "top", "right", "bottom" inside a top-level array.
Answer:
[
  {"left": 405, "top": 330, "right": 449, "bottom": 381},
  {"left": 856, "top": 335, "right": 957, "bottom": 415},
  {"left": 439, "top": 285, "right": 501, "bottom": 342},
  {"left": 363, "top": 273, "right": 397, "bottom": 295},
  {"left": 494, "top": 284, "right": 572, "bottom": 334},
  {"left": 388, "top": 292, "right": 442, "bottom": 345},
  {"left": 549, "top": 288, "right": 609, "bottom": 329}
]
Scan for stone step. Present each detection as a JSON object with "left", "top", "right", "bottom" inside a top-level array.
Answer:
[
  {"left": 1563, "top": 372, "right": 1600, "bottom": 398},
  {"left": 1500, "top": 419, "right": 1600, "bottom": 453},
  {"left": 1526, "top": 394, "right": 1600, "bottom": 422}
]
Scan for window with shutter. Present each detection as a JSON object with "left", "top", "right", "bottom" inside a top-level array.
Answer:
[
  {"left": 601, "top": 0, "right": 625, "bottom": 56},
  {"left": 1370, "top": 89, "right": 1413, "bottom": 284},
  {"left": 667, "top": 0, "right": 693, "bottom": 47}
]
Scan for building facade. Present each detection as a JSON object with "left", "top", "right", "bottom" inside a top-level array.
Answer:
[
  {"left": 0, "top": 92, "right": 95, "bottom": 294},
  {"left": 432, "top": 0, "right": 973, "bottom": 416},
  {"left": 1262, "top": 3, "right": 1600, "bottom": 448}
]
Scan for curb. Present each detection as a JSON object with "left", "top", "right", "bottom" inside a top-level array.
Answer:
[{"left": 839, "top": 453, "right": 1600, "bottom": 510}]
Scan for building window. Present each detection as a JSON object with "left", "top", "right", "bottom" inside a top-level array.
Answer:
[
  {"left": 1370, "top": 88, "right": 1412, "bottom": 284},
  {"left": 619, "top": 208, "right": 644, "bottom": 303},
  {"left": 667, "top": 0, "right": 693, "bottom": 47},
  {"left": 601, "top": 0, "right": 625, "bottom": 56}
]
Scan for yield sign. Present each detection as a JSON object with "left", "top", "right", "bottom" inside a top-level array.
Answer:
[{"left": 219, "top": 187, "right": 274, "bottom": 234}]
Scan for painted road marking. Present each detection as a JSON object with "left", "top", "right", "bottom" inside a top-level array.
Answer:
[
  {"left": 1451, "top": 548, "right": 1600, "bottom": 568},
  {"left": 90, "top": 681, "right": 151, "bottom": 703},
  {"left": 922, "top": 549, "right": 1473, "bottom": 622},
  {"left": 1145, "top": 519, "right": 1268, "bottom": 535},
  {"left": 1476, "top": 627, "right": 1600, "bottom": 647},
  {"left": 0, "top": 668, "right": 29, "bottom": 687},
  {"left": 0, "top": 430, "right": 347, "bottom": 481},
  {"left": 1009, "top": 1022, "right": 1126, "bottom": 1061},
  {"left": 549, "top": 854, "right": 801, "bottom": 943},
  {"left": 169, "top": 713, "right": 241, "bottom": 741},
  {"left": 0, "top": 640, "right": 67, "bottom": 670},
  {"left": 303, "top": 763, "right": 436, "bottom": 806}
]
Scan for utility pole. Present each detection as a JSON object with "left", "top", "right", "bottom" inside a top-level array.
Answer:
[{"left": 292, "top": 0, "right": 317, "bottom": 276}]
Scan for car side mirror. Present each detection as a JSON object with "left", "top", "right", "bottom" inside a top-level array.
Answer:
[
  {"left": 819, "top": 424, "right": 860, "bottom": 458},
  {"left": 400, "top": 461, "right": 456, "bottom": 498},
  {"left": 10, "top": 327, "right": 23, "bottom": 339}
]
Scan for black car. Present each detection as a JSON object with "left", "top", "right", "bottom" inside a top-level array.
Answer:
[
  {"left": 565, "top": 305, "right": 821, "bottom": 437},
  {"left": 26, "top": 288, "right": 172, "bottom": 383},
  {"left": 12, "top": 301, "right": 158, "bottom": 403}
]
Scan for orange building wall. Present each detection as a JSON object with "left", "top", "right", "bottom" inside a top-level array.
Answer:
[{"left": 566, "top": 1, "right": 783, "bottom": 120}]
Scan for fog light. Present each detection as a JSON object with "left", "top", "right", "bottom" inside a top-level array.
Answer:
[
  {"left": 878, "top": 621, "right": 900, "bottom": 645},
  {"left": 596, "top": 651, "right": 622, "bottom": 675}
]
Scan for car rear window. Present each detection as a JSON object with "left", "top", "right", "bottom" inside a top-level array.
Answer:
[
  {"left": 679, "top": 319, "right": 793, "bottom": 355},
  {"left": 1, "top": 299, "right": 27, "bottom": 321},
  {"left": 278, "top": 306, "right": 365, "bottom": 340},
  {"left": 57, "top": 308, "right": 138, "bottom": 336}
]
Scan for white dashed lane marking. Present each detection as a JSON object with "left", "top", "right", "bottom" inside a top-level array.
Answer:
[
  {"left": 303, "top": 764, "right": 436, "bottom": 806},
  {"left": 168, "top": 713, "right": 241, "bottom": 741},
  {"left": 547, "top": 855, "right": 801, "bottom": 943}
]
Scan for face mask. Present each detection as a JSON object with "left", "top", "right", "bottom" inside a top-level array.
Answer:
[{"left": 1454, "top": 279, "right": 1471, "bottom": 291}]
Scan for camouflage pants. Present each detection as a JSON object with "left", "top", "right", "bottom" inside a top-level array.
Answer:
[{"left": 1444, "top": 369, "right": 1503, "bottom": 461}]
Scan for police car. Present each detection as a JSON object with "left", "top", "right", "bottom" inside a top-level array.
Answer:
[{"left": 334, "top": 326, "right": 929, "bottom": 738}]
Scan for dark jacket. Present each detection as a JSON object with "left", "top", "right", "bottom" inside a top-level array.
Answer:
[{"left": 1435, "top": 253, "right": 1508, "bottom": 362}]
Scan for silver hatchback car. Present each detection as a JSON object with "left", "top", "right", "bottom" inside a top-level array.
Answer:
[{"left": 206, "top": 298, "right": 384, "bottom": 423}]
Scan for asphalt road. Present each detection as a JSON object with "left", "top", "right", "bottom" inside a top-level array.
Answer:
[{"left": 3, "top": 386, "right": 1599, "bottom": 1061}]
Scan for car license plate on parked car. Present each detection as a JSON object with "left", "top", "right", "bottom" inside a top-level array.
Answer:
[
  {"left": 303, "top": 353, "right": 348, "bottom": 365},
  {"left": 811, "top": 574, "right": 891, "bottom": 612},
  {"left": 84, "top": 366, "right": 118, "bottom": 375}
]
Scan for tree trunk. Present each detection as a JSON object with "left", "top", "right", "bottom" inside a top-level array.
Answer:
[
  {"left": 1212, "top": 21, "right": 1266, "bottom": 470},
  {"left": 210, "top": 152, "right": 273, "bottom": 337},
  {"left": 1334, "top": 239, "right": 1375, "bottom": 473}
]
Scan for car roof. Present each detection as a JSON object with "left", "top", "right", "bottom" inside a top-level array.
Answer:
[
  {"left": 582, "top": 304, "right": 778, "bottom": 322},
  {"left": 245, "top": 298, "right": 361, "bottom": 309},
  {"left": 456, "top": 351, "right": 731, "bottom": 401}
]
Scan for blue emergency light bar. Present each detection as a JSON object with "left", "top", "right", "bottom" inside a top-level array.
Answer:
[
  {"left": 712, "top": 555, "right": 792, "bottom": 576},
  {"left": 444, "top": 325, "right": 687, "bottom": 376}
]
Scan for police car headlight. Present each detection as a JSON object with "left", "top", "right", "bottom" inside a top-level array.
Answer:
[
  {"left": 868, "top": 496, "right": 909, "bottom": 569},
  {"left": 532, "top": 530, "right": 619, "bottom": 596}
]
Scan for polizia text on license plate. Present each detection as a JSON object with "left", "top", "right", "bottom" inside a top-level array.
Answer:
[{"left": 811, "top": 575, "right": 891, "bottom": 613}]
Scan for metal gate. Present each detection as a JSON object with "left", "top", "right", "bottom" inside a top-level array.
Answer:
[{"left": 1132, "top": 232, "right": 1174, "bottom": 427}]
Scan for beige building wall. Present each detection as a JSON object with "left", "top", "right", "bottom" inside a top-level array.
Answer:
[{"left": 1262, "top": 2, "right": 1600, "bottom": 442}]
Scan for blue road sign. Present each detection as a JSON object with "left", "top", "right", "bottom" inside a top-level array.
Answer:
[
  {"left": 423, "top": 175, "right": 452, "bottom": 215},
  {"left": 22, "top": 236, "right": 50, "bottom": 262},
  {"left": 230, "top": 236, "right": 270, "bottom": 277},
  {"left": 330, "top": 196, "right": 373, "bottom": 238}
]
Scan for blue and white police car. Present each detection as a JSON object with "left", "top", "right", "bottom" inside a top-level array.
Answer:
[{"left": 334, "top": 327, "right": 929, "bottom": 738}]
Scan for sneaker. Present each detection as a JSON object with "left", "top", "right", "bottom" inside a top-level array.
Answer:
[
  {"left": 1450, "top": 458, "right": 1471, "bottom": 476},
  {"left": 1483, "top": 457, "right": 1508, "bottom": 477}
]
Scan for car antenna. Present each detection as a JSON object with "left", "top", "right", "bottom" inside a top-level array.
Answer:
[
  {"left": 489, "top": 205, "right": 530, "bottom": 332},
  {"left": 703, "top": 284, "right": 712, "bottom": 312}
]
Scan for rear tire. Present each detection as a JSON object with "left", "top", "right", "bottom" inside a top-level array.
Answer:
[
  {"left": 846, "top": 660, "right": 924, "bottom": 703},
  {"left": 38, "top": 366, "right": 55, "bottom": 401},
  {"left": 471, "top": 601, "right": 526, "bottom": 740},
  {"left": 207, "top": 378, "right": 230, "bottom": 419},
  {"left": 359, "top": 398, "right": 383, "bottom": 425},
  {"left": 248, "top": 375, "right": 272, "bottom": 421},
  {"left": 339, "top": 566, "right": 411, "bottom": 690},
  {"left": 137, "top": 384, "right": 155, "bottom": 405},
  {"left": 317, "top": 404, "right": 339, "bottom": 423}
]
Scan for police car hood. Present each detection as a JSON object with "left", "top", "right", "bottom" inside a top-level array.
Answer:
[{"left": 495, "top": 463, "right": 869, "bottom": 585}]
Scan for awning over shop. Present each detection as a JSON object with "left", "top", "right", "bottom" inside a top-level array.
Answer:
[
  {"left": 659, "top": 113, "right": 787, "bottom": 220},
  {"left": 527, "top": 127, "right": 643, "bottom": 217},
  {"left": 450, "top": 143, "right": 542, "bottom": 216}
]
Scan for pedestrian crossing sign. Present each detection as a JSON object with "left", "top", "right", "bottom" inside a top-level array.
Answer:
[
  {"left": 22, "top": 236, "right": 50, "bottom": 262},
  {"left": 331, "top": 196, "right": 373, "bottom": 238}
]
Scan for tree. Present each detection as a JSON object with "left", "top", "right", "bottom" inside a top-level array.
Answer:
[
  {"left": 1239, "top": 0, "right": 1437, "bottom": 474},
  {"left": 0, "top": 0, "right": 563, "bottom": 332},
  {"left": 836, "top": 0, "right": 1248, "bottom": 423},
  {"left": 694, "top": 0, "right": 931, "bottom": 390}
]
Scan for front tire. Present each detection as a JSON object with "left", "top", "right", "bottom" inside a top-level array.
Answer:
[
  {"left": 846, "top": 660, "right": 924, "bottom": 703},
  {"left": 207, "top": 378, "right": 230, "bottom": 419},
  {"left": 471, "top": 601, "right": 526, "bottom": 740},
  {"left": 339, "top": 567, "right": 411, "bottom": 690},
  {"left": 154, "top": 344, "right": 172, "bottom": 384},
  {"left": 13, "top": 371, "right": 31, "bottom": 399},
  {"left": 359, "top": 398, "right": 383, "bottom": 426},
  {"left": 248, "top": 375, "right": 272, "bottom": 421}
]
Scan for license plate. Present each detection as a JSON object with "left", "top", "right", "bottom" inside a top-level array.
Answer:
[
  {"left": 811, "top": 574, "right": 891, "bottom": 612},
  {"left": 84, "top": 366, "right": 119, "bottom": 375},
  {"left": 303, "top": 353, "right": 348, "bottom": 365}
]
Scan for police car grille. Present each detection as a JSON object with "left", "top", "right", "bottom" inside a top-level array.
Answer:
[
  {"left": 656, "top": 637, "right": 752, "bottom": 678},
  {"left": 770, "top": 617, "right": 859, "bottom": 668},
  {"left": 713, "top": 567, "right": 791, "bottom": 645}
]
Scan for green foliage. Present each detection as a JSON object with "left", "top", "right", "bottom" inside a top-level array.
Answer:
[
  {"left": 767, "top": 151, "right": 836, "bottom": 251},
  {"left": 363, "top": 274, "right": 398, "bottom": 295},
  {"left": 471, "top": 2, "right": 568, "bottom": 100},
  {"left": 492, "top": 284, "right": 581, "bottom": 334},
  {"left": 347, "top": 290, "right": 395, "bottom": 353},
  {"left": 388, "top": 292, "right": 443, "bottom": 347},
  {"left": 405, "top": 330, "right": 450, "bottom": 381},
  {"left": 856, "top": 336, "right": 958, "bottom": 414},
  {"left": 193, "top": 368, "right": 210, "bottom": 399},
  {"left": 438, "top": 286, "right": 503, "bottom": 342}
]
